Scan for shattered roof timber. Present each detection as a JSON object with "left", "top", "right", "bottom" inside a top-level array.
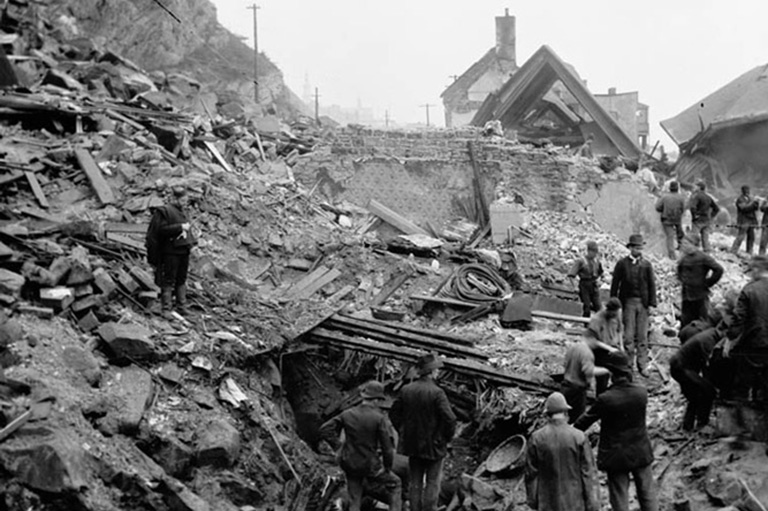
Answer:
[
  {"left": 661, "top": 63, "right": 768, "bottom": 148},
  {"left": 471, "top": 45, "right": 641, "bottom": 158}
]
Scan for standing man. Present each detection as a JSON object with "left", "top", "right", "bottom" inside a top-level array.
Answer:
[
  {"left": 390, "top": 354, "right": 456, "bottom": 511},
  {"left": 525, "top": 392, "right": 598, "bottom": 511},
  {"left": 610, "top": 234, "right": 657, "bottom": 377},
  {"left": 759, "top": 197, "right": 768, "bottom": 256},
  {"left": 568, "top": 240, "right": 604, "bottom": 318},
  {"left": 561, "top": 329, "right": 612, "bottom": 422},
  {"left": 731, "top": 185, "right": 760, "bottom": 255},
  {"left": 146, "top": 185, "right": 196, "bottom": 316},
  {"left": 574, "top": 352, "right": 658, "bottom": 511},
  {"left": 676, "top": 232, "right": 724, "bottom": 328},
  {"left": 655, "top": 181, "right": 686, "bottom": 259},
  {"left": 320, "top": 381, "right": 402, "bottom": 511},
  {"left": 688, "top": 180, "right": 720, "bottom": 252}
]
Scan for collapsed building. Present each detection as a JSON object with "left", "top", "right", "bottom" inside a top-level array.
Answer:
[
  {"left": 0, "top": 2, "right": 767, "bottom": 511},
  {"left": 662, "top": 62, "right": 768, "bottom": 202}
]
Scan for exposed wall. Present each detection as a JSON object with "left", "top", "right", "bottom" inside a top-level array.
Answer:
[
  {"left": 594, "top": 91, "right": 640, "bottom": 146},
  {"left": 295, "top": 128, "right": 666, "bottom": 254}
]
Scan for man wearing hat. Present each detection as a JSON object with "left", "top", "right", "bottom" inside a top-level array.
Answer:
[
  {"left": 390, "top": 353, "right": 456, "bottom": 511},
  {"left": 731, "top": 185, "right": 760, "bottom": 255},
  {"left": 320, "top": 380, "right": 402, "bottom": 511},
  {"left": 146, "top": 185, "right": 197, "bottom": 316},
  {"left": 574, "top": 352, "right": 658, "bottom": 511},
  {"left": 687, "top": 180, "right": 720, "bottom": 252},
  {"left": 525, "top": 392, "right": 598, "bottom": 511},
  {"left": 676, "top": 233, "right": 723, "bottom": 328},
  {"left": 655, "top": 181, "right": 686, "bottom": 259},
  {"left": 568, "top": 240, "right": 604, "bottom": 317},
  {"left": 610, "top": 234, "right": 657, "bottom": 377}
]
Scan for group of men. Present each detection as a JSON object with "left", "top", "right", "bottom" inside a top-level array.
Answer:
[{"left": 656, "top": 180, "right": 768, "bottom": 259}]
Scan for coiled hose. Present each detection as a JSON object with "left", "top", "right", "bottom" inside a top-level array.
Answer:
[{"left": 438, "top": 263, "right": 512, "bottom": 304}]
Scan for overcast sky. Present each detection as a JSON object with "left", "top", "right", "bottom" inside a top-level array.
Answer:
[{"left": 212, "top": 0, "right": 768, "bottom": 151}]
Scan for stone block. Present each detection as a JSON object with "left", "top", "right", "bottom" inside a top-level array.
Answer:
[
  {"left": 129, "top": 266, "right": 159, "bottom": 292},
  {"left": 114, "top": 268, "right": 140, "bottom": 294},
  {"left": 72, "top": 294, "right": 106, "bottom": 313},
  {"left": 195, "top": 419, "right": 241, "bottom": 468},
  {"left": 97, "top": 322, "right": 155, "bottom": 360},
  {"left": 145, "top": 434, "right": 194, "bottom": 479},
  {"left": 73, "top": 284, "right": 93, "bottom": 297},
  {"left": 105, "top": 365, "right": 154, "bottom": 434},
  {"left": 0, "top": 268, "right": 24, "bottom": 296},
  {"left": 39, "top": 287, "right": 75, "bottom": 312},
  {"left": 92, "top": 268, "right": 117, "bottom": 296},
  {"left": 77, "top": 311, "right": 100, "bottom": 332},
  {"left": 47, "top": 257, "right": 72, "bottom": 285},
  {"left": 16, "top": 305, "right": 54, "bottom": 319}
]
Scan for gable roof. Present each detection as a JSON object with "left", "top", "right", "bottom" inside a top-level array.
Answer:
[
  {"left": 441, "top": 48, "right": 516, "bottom": 105},
  {"left": 471, "top": 45, "right": 641, "bottom": 158},
  {"left": 661, "top": 63, "right": 768, "bottom": 148}
]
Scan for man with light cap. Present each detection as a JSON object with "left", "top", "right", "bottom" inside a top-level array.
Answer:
[
  {"left": 525, "top": 392, "right": 598, "bottom": 511},
  {"left": 390, "top": 353, "right": 456, "bottom": 511},
  {"left": 574, "top": 352, "right": 657, "bottom": 511},
  {"left": 146, "top": 185, "right": 196, "bottom": 316},
  {"left": 676, "top": 232, "right": 723, "bottom": 328},
  {"left": 320, "top": 380, "right": 402, "bottom": 511},
  {"left": 568, "top": 240, "right": 604, "bottom": 317},
  {"left": 688, "top": 180, "right": 720, "bottom": 252}
]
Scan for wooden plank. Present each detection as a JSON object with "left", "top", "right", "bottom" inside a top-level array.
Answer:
[
  {"left": 529, "top": 310, "right": 589, "bottom": 325},
  {"left": 105, "top": 109, "right": 145, "bottom": 130},
  {"left": 18, "top": 206, "right": 60, "bottom": 224},
  {"left": 74, "top": 148, "right": 115, "bottom": 205},
  {"left": 253, "top": 131, "right": 267, "bottom": 161},
  {"left": 325, "top": 316, "right": 487, "bottom": 360},
  {"left": 292, "top": 268, "right": 341, "bottom": 301},
  {"left": 370, "top": 269, "right": 413, "bottom": 307},
  {"left": 0, "top": 171, "right": 24, "bottom": 187},
  {"left": 105, "top": 222, "right": 148, "bottom": 234},
  {"left": 367, "top": 199, "right": 430, "bottom": 236},
  {"left": 340, "top": 313, "right": 476, "bottom": 347},
  {"left": 204, "top": 140, "right": 234, "bottom": 173},
  {"left": 24, "top": 171, "right": 48, "bottom": 208},
  {"left": 106, "top": 232, "right": 145, "bottom": 252},
  {"left": 282, "top": 266, "right": 331, "bottom": 301}
]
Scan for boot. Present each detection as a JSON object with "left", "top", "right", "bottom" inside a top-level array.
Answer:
[
  {"left": 161, "top": 287, "right": 174, "bottom": 319},
  {"left": 175, "top": 284, "right": 187, "bottom": 315}
]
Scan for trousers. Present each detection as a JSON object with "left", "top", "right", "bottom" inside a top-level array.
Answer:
[
  {"left": 561, "top": 380, "right": 588, "bottom": 423},
  {"left": 578, "top": 279, "right": 601, "bottom": 318},
  {"left": 408, "top": 457, "right": 443, "bottom": 511},
  {"left": 607, "top": 463, "right": 658, "bottom": 511},
  {"left": 731, "top": 226, "right": 755, "bottom": 254},
  {"left": 348, "top": 469, "right": 402, "bottom": 511},
  {"left": 622, "top": 298, "right": 649, "bottom": 372},
  {"left": 669, "top": 357, "right": 716, "bottom": 430},
  {"left": 692, "top": 221, "right": 712, "bottom": 252},
  {"left": 680, "top": 298, "right": 709, "bottom": 329},
  {"left": 663, "top": 223, "right": 683, "bottom": 259}
]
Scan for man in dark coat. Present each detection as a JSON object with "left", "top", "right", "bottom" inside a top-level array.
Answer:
[
  {"left": 610, "top": 234, "right": 657, "bottom": 377},
  {"left": 688, "top": 180, "right": 720, "bottom": 252},
  {"left": 731, "top": 185, "right": 760, "bottom": 255},
  {"left": 676, "top": 233, "right": 724, "bottom": 328},
  {"left": 669, "top": 323, "right": 724, "bottom": 431},
  {"left": 574, "top": 352, "right": 658, "bottom": 511},
  {"left": 320, "top": 381, "right": 402, "bottom": 511},
  {"left": 525, "top": 392, "right": 598, "bottom": 511},
  {"left": 146, "top": 185, "right": 196, "bottom": 315},
  {"left": 390, "top": 353, "right": 456, "bottom": 511},
  {"left": 655, "top": 181, "right": 685, "bottom": 259},
  {"left": 568, "top": 240, "right": 604, "bottom": 317},
  {"left": 759, "top": 198, "right": 768, "bottom": 256}
]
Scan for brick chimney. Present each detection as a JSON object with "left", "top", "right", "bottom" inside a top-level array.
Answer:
[
  {"left": 608, "top": 87, "right": 617, "bottom": 95},
  {"left": 495, "top": 9, "right": 516, "bottom": 64}
]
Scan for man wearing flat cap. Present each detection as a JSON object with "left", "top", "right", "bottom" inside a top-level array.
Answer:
[
  {"left": 525, "top": 392, "right": 598, "bottom": 511},
  {"left": 390, "top": 353, "right": 456, "bottom": 511},
  {"left": 655, "top": 181, "right": 685, "bottom": 259},
  {"left": 574, "top": 352, "right": 657, "bottom": 511},
  {"left": 320, "top": 380, "right": 402, "bottom": 511},
  {"left": 687, "top": 180, "right": 720, "bottom": 252},
  {"left": 610, "top": 234, "right": 657, "bottom": 377},
  {"left": 146, "top": 185, "right": 196, "bottom": 316}
]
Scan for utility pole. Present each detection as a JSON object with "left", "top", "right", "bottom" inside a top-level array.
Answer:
[
  {"left": 421, "top": 104, "right": 435, "bottom": 127},
  {"left": 314, "top": 87, "right": 321, "bottom": 126},
  {"left": 246, "top": 4, "right": 260, "bottom": 103},
  {"left": 449, "top": 74, "right": 459, "bottom": 82},
  {"left": 385, "top": 110, "right": 390, "bottom": 128}
]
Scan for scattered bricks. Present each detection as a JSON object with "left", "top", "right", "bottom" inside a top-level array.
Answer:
[
  {"left": 73, "top": 284, "right": 93, "bottom": 298},
  {"left": 97, "top": 322, "right": 155, "bottom": 360},
  {"left": 0, "top": 269, "right": 24, "bottom": 296},
  {"left": 77, "top": 311, "right": 100, "bottom": 332},
  {"left": 195, "top": 418, "right": 241, "bottom": 468},
  {"left": 16, "top": 305, "right": 55, "bottom": 319},
  {"left": 114, "top": 268, "right": 140, "bottom": 294},
  {"left": 92, "top": 268, "right": 117, "bottom": 296},
  {"left": 72, "top": 294, "right": 106, "bottom": 314},
  {"left": 129, "top": 266, "right": 159, "bottom": 292},
  {"left": 39, "top": 287, "right": 75, "bottom": 312}
]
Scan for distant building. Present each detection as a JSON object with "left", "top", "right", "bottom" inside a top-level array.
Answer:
[
  {"left": 441, "top": 9, "right": 518, "bottom": 128},
  {"left": 594, "top": 88, "right": 649, "bottom": 150}
]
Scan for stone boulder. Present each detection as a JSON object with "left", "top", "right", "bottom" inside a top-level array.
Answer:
[
  {"left": 0, "top": 269, "right": 24, "bottom": 296},
  {"left": 97, "top": 322, "right": 155, "bottom": 360},
  {"left": 195, "top": 419, "right": 241, "bottom": 468}
]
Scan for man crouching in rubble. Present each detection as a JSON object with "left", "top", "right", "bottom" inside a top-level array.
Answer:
[
  {"left": 525, "top": 391, "right": 598, "bottom": 511},
  {"left": 146, "top": 185, "right": 196, "bottom": 316},
  {"left": 390, "top": 353, "right": 456, "bottom": 511},
  {"left": 320, "top": 380, "right": 402, "bottom": 511}
]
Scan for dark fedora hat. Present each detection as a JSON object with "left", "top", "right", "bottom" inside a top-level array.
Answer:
[
  {"left": 603, "top": 351, "right": 633, "bottom": 380},
  {"left": 626, "top": 234, "right": 645, "bottom": 248},
  {"left": 417, "top": 353, "right": 443, "bottom": 375}
]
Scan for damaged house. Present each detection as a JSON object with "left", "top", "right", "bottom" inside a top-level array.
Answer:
[{"left": 661, "top": 62, "right": 768, "bottom": 198}]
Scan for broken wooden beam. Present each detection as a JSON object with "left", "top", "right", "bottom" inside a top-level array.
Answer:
[
  {"left": 335, "top": 313, "right": 476, "bottom": 347},
  {"left": 24, "top": 171, "right": 48, "bottom": 208},
  {"left": 370, "top": 268, "right": 413, "bottom": 307},
  {"left": 204, "top": 140, "right": 234, "bottom": 173},
  {"left": 281, "top": 265, "right": 341, "bottom": 302},
  {"left": 74, "top": 148, "right": 115, "bottom": 205},
  {"left": 367, "top": 199, "right": 430, "bottom": 237},
  {"left": 410, "top": 294, "right": 590, "bottom": 324}
]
